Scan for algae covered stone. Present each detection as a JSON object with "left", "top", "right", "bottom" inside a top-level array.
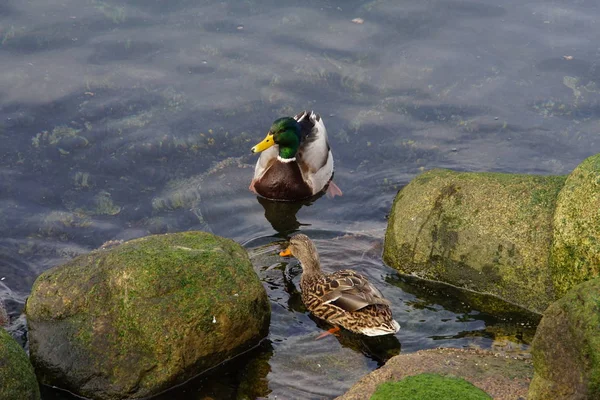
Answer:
[
  {"left": 528, "top": 278, "right": 600, "bottom": 400},
  {"left": 0, "top": 329, "right": 41, "bottom": 400},
  {"left": 551, "top": 153, "right": 600, "bottom": 297},
  {"left": 370, "top": 373, "right": 491, "bottom": 400},
  {"left": 337, "top": 348, "right": 532, "bottom": 400},
  {"left": 26, "top": 231, "right": 270, "bottom": 400},
  {"left": 383, "top": 168, "right": 565, "bottom": 313}
]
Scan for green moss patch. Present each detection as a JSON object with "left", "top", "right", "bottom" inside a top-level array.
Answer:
[
  {"left": 529, "top": 278, "right": 600, "bottom": 399},
  {"left": 551, "top": 153, "right": 600, "bottom": 297},
  {"left": 371, "top": 373, "right": 491, "bottom": 400},
  {"left": 0, "top": 329, "right": 40, "bottom": 400}
]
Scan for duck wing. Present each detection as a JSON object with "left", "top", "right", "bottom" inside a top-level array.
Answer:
[
  {"left": 294, "top": 111, "right": 331, "bottom": 173},
  {"left": 319, "top": 270, "right": 391, "bottom": 312}
]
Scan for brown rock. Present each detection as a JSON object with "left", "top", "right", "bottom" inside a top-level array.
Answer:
[{"left": 336, "top": 348, "right": 532, "bottom": 400}]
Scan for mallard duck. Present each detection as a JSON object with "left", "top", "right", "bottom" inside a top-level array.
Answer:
[
  {"left": 279, "top": 234, "right": 400, "bottom": 337},
  {"left": 249, "top": 111, "right": 342, "bottom": 201}
]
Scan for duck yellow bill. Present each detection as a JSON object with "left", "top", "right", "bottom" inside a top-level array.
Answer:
[
  {"left": 251, "top": 133, "right": 275, "bottom": 153},
  {"left": 279, "top": 247, "right": 292, "bottom": 257}
]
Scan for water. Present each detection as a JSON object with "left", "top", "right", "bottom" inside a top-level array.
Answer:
[{"left": 1, "top": 0, "right": 599, "bottom": 398}]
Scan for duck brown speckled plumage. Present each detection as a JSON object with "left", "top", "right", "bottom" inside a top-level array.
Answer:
[{"left": 280, "top": 234, "right": 400, "bottom": 337}]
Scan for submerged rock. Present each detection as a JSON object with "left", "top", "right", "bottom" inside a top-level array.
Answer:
[
  {"left": 551, "top": 153, "right": 600, "bottom": 297},
  {"left": 0, "top": 329, "right": 41, "bottom": 400},
  {"left": 370, "top": 373, "right": 492, "bottom": 400},
  {"left": 383, "top": 168, "right": 565, "bottom": 313},
  {"left": 528, "top": 278, "right": 600, "bottom": 399},
  {"left": 26, "top": 231, "right": 270, "bottom": 400},
  {"left": 336, "top": 348, "right": 532, "bottom": 400}
]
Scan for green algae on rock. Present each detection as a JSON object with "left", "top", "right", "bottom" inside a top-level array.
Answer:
[
  {"left": 383, "top": 168, "right": 565, "bottom": 314},
  {"left": 0, "top": 329, "right": 41, "bottom": 400},
  {"left": 551, "top": 153, "right": 600, "bottom": 298},
  {"left": 528, "top": 278, "right": 600, "bottom": 400},
  {"left": 25, "top": 231, "right": 270, "bottom": 400},
  {"left": 370, "top": 373, "right": 492, "bottom": 400}
]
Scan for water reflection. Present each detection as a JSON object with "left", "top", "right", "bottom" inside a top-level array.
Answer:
[
  {"left": 386, "top": 274, "right": 539, "bottom": 347},
  {"left": 255, "top": 193, "right": 324, "bottom": 236},
  {"left": 309, "top": 315, "right": 401, "bottom": 365}
]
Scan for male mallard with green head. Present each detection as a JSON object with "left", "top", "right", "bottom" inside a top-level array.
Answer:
[
  {"left": 250, "top": 111, "right": 342, "bottom": 201},
  {"left": 280, "top": 234, "right": 400, "bottom": 337}
]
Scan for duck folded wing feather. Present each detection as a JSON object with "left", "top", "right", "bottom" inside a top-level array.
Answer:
[
  {"left": 295, "top": 111, "right": 330, "bottom": 173},
  {"left": 319, "top": 272, "right": 391, "bottom": 312}
]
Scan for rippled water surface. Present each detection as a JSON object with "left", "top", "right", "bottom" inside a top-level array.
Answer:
[{"left": 2, "top": 0, "right": 600, "bottom": 398}]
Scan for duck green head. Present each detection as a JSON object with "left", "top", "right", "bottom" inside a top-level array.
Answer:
[{"left": 251, "top": 117, "right": 301, "bottom": 160}]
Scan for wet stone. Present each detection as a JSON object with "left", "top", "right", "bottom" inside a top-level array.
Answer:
[
  {"left": 0, "top": 328, "right": 41, "bottom": 400},
  {"left": 383, "top": 168, "right": 565, "bottom": 313},
  {"left": 528, "top": 278, "right": 600, "bottom": 399},
  {"left": 25, "top": 231, "right": 270, "bottom": 400}
]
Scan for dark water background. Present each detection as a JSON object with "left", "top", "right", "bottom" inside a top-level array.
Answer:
[{"left": 1, "top": 0, "right": 600, "bottom": 398}]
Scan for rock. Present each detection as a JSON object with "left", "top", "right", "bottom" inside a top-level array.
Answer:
[
  {"left": 383, "top": 168, "right": 565, "bottom": 313},
  {"left": 26, "top": 231, "right": 270, "bottom": 400},
  {"left": 0, "top": 329, "right": 41, "bottom": 400},
  {"left": 528, "top": 278, "right": 600, "bottom": 399},
  {"left": 370, "top": 373, "right": 492, "bottom": 400},
  {"left": 0, "top": 300, "right": 7, "bottom": 326},
  {"left": 336, "top": 348, "right": 532, "bottom": 400},
  {"left": 551, "top": 153, "right": 600, "bottom": 297}
]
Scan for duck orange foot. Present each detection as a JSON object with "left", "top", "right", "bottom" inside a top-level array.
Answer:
[{"left": 316, "top": 326, "right": 341, "bottom": 340}]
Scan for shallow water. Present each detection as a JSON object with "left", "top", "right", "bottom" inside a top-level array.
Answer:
[{"left": 1, "top": 0, "right": 599, "bottom": 398}]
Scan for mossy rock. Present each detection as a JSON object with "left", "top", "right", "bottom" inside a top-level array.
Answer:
[
  {"left": 528, "top": 278, "right": 600, "bottom": 399},
  {"left": 383, "top": 168, "right": 565, "bottom": 313},
  {"left": 337, "top": 348, "right": 532, "bottom": 400},
  {"left": 551, "top": 153, "right": 600, "bottom": 297},
  {"left": 370, "top": 373, "right": 491, "bottom": 400},
  {"left": 26, "top": 231, "right": 270, "bottom": 400},
  {"left": 0, "top": 329, "right": 41, "bottom": 400}
]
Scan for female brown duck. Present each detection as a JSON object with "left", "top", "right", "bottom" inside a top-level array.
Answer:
[
  {"left": 280, "top": 234, "right": 400, "bottom": 337},
  {"left": 250, "top": 111, "right": 342, "bottom": 201}
]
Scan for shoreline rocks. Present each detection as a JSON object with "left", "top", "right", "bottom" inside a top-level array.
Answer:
[
  {"left": 383, "top": 153, "right": 600, "bottom": 313},
  {"left": 25, "top": 231, "right": 270, "bottom": 400}
]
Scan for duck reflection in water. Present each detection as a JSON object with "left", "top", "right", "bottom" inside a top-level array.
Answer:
[{"left": 255, "top": 191, "right": 324, "bottom": 236}]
